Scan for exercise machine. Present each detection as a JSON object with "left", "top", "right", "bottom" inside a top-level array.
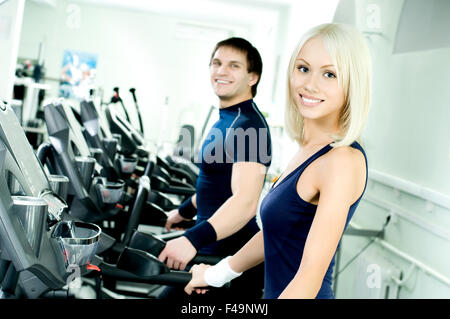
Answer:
[{"left": 0, "top": 100, "right": 206, "bottom": 299}]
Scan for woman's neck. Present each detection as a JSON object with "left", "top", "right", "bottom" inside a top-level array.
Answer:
[{"left": 301, "top": 118, "right": 341, "bottom": 148}]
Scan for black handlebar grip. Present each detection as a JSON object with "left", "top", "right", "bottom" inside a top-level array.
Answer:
[
  {"left": 150, "top": 271, "right": 192, "bottom": 286},
  {"left": 129, "top": 88, "right": 137, "bottom": 101},
  {"left": 163, "top": 185, "right": 196, "bottom": 196},
  {"left": 190, "top": 255, "right": 222, "bottom": 265}
]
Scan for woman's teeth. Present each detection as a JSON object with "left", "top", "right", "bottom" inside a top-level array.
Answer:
[
  {"left": 300, "top": 94, "right": 323, "bottom": 106},
  {"left": 302, "top": 96, "right": 321, "bottom": 103}
]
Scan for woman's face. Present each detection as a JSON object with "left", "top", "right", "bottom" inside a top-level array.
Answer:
[{"left": 290, "top": 36, "right": 345, "bottom": 124}]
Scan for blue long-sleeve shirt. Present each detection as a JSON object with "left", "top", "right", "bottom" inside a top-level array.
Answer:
[{"left": 194, "top": 99, "right": 272, "bottom": 256}]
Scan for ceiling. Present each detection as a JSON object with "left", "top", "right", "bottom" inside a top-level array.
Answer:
[{"left": 71, "top": 0, "right": 293, "bottom": 26}]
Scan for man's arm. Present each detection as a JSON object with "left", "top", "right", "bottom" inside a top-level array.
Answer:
[
  {"left": 208, "top": 161, "right": 266, "bottom": 240},
  {"left": 158, "top": 162, "right": 267, "bottom": 270}
]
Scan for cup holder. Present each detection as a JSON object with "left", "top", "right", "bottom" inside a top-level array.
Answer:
[
  {"left": 12, "top": 196, "right": 48, "bottom": 257},
  {"left": 136, "top": 146, "right": 149, "bottom": 158},
  {"left": 95, "top": 177, "right": 125, "bottom": 204},
  {"left": 118, "top": 154, "right": 138, "bottom": 174},
  {"left": 51, "top": 220, "right": 101, "bottom": 267},
  {"left": 111, "top": 133, "right": 122, "bottom": 147},
  {"left": 48, "top": 174, "right": 69, "bottom": 201},
  {"left": 75, "top": 156, "right": 96, "bottom": 188},
  {"left": 102, "top": 137, "right": 118, "bottom": 159},
  {"left": 89, "top": 148, "right": 103, "bottom": 163}
]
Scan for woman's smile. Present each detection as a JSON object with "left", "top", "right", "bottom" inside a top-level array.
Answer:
[{"left": 299, "top": 93, "right": 324, "bottom": 107}]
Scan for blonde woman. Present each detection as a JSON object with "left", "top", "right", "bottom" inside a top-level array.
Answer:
[{"left": 185, "top": 23, "right": 372, "bottom": 299}]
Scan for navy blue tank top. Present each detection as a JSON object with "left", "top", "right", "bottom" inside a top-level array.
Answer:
[
  {"left": 260, "top": 141, "right": 367, "bottom": 299},
  {"left": 195, "top": 99, "right": 272, "bottom": 255}
]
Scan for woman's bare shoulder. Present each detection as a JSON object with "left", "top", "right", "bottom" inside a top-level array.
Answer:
[{"left": 315, "top": 145, "right": 366, "bottom": 189}]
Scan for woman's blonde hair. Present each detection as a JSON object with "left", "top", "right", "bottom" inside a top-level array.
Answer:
[{"left": 285, "top": 23, "right": 372, "bottom": 147}]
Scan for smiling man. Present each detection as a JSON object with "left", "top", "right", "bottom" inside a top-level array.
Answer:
[{"left": 158, "top": 37, "right": 272, "bottom": 299}]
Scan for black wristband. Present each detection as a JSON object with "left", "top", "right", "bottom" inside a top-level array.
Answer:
[
  {"left": 183, "top": 220, "right": 217, "bottom": 251},
  {"left": 178, "top": 196, "right": 197, "bottom": 219}
]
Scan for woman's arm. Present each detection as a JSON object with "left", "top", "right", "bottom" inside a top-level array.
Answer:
[
  {"left": 279, "top": 147, "right": 366, "bottom": 298},
  {"left": 229, "top": 230, "right": 265, "bottom": 272},
  {"left": 184, "top": 230, "right": 264, "bottom": 294}
]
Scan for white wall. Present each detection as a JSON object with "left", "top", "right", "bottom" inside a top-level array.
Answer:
[
  {"left": 333, "top": 0, "right": 450, "bottom": 298},
  {"left": 353, "top": 0, "right": 450, "bottom": 196},
  {"left": 267, "top": 0, "right": 340, "bottom": 175},
  {"left": 0, "top": 0, "right": 25, "bottom": 102},
  {"left": 19, "top": 1, "right": 230, "bottom": 144},
  {"left": 18, "top": 0, "right": 284, "bottom": 150}
]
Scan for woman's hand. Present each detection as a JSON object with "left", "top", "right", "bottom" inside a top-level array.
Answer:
[{"left": 184, "top": 263, "right": 210, "bottom": 295}]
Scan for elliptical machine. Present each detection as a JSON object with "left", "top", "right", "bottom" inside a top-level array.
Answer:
[
  {"left": 0, "top": 100, "right": 102, "bottom": 298},
  {"left": 79, "top": 98, "right": 143, "bottom": 185},
  {"left": 106, "top": 88, "right": 197, "bottom": 185},
  {"left": 38, "top": 99, "right": 193, "bottom": 236},
  {"left": 78, "top": 96, "right": 195, "bottom": 218},
  {"left": 77, "top": 99, "right": 181, "bottom": 217},
  {"left": 37, "top": 99, "right": 126, "bottom": 226},
  {"left": 104, "top": 97, "right": 197, "bottom": 201},
  {"left": 0, "top": 100, "right": 211, "bottom": 299}
]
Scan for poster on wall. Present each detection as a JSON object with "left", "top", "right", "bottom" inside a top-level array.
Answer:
[{"left": 59, "top": 50, "right": 98, "bottom": 100}]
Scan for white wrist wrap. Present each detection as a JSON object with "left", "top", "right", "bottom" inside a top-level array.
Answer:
[{"left": 204, "top": 256, "right": 242, "bottom": 287}]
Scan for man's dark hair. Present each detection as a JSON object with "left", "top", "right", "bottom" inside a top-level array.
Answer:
[{"left": 210, "top": 37, "right": 263, "bottom": 98}]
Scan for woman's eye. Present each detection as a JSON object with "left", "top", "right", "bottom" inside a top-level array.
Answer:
[
  {"left": 324, "top": 71, "right": 336, "bottom": 78},
  {"left": 297, "top": 65, "right": 308, "bottom": 73}
]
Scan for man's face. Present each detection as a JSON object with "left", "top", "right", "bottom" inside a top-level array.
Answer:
[{"left": 210, "top": 46, "right": 258, "bottom": 107}]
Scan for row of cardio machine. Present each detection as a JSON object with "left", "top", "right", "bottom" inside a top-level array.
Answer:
[{"left": 0, "top": 97, "right": 221, "bottom": 299}]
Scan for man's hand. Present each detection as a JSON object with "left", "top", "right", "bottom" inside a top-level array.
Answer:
[
  {"left": 158, "top": 236, "right": 197, "bottom": 270},
  {"left": 165, "top": 209, "right": 190, "bottom": 232},
  {"left": 185, "top": 263, "right": 210, "bottom": 295}
]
